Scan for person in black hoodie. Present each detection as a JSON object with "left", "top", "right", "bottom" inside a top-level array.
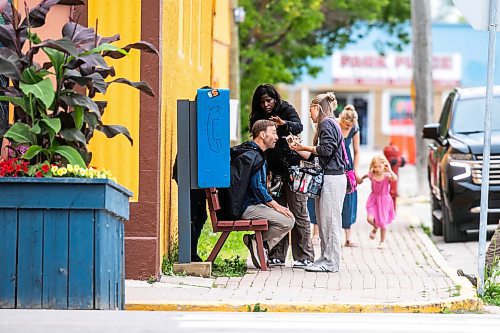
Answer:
[{"left": 249, "top": 84, "right": 314, "bottom": 268}]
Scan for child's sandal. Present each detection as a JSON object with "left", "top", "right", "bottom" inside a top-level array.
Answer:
[{"left": 369, "top": 229, "right": 377, "bottom": 240}]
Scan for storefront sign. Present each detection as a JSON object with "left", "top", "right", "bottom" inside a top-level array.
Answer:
[{"left": 332, "top": 51, "right": 462, "bottom": 86}]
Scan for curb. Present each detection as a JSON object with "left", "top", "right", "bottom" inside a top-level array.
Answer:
[
  {"left": 126, "top": 298, "right": 481, "bottom": 313},
  {"left": 402, "top": 213, "right": 483, "bottom": 313}
]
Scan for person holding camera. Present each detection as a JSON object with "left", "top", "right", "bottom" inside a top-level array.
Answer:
[
  {"left": 289, "top": 92, "right": 346, "bottom": 273},
  {"left": 249, "top": 84, "right": 314, "bottom": 268}
]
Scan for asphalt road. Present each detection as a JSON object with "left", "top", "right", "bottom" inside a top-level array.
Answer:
[{"left": 1, "top": 310, "right": 500, "bottom": 333}]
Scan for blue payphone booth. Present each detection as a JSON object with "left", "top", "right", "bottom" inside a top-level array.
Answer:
[{"left": 177, "top": 88, "right": 230, "bottom": 263}]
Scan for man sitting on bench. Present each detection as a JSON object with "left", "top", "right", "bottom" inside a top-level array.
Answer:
[{"left": 241, "top": 120, "right": 295, "bottom": 268}]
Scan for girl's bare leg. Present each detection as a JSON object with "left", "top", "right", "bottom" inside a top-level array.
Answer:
[
  {"left": 367, "top": 215, "right": 376, "bottom": 228},
  {"left": 367, "top": 216, "right": 378, "bottom": 240},
  {"left": 380, "top": 228, "right": 386, "bottom": 243}
]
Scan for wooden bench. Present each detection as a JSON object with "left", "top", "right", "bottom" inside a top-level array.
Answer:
[{"left": 204, "top": 188, "right": 268, "bottom": 270}]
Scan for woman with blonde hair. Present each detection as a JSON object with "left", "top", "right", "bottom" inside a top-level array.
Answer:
[
  {"left": 288, "top": 92, "right": 346, "bottom": 273},
  {"left": 338, "top": 105, "right": 361, "bottom": 247}
]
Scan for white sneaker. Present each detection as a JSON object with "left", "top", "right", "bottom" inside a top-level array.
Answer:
[{"left": 292, "top": 259, "right": 313, "bottom": 269}]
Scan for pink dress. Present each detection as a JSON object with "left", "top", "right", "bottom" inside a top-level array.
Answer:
[{"left": 366, "top": 172, "right": 395, "bottom": 228}]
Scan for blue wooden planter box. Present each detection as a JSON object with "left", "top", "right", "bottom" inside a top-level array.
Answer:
[{"left": 0, "top": 178, "right": 132, "bottom": 310}]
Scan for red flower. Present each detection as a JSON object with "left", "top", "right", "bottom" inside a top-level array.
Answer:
[
  {"left": 35, "top": 171, "right": 43, "bottom": 178},
  {"left": 41, "top": 164, "right": 50, "bottom": 173}
]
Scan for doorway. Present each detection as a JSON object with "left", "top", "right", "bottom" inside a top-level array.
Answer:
[{"left": 335, "top": 94, "right": 370, "bottom": 146}]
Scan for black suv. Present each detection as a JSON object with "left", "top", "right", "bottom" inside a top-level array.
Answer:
[{"left": 423, "top": 87, "right": 500, "bottom": 242}]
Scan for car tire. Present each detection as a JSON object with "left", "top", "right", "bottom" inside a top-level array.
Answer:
[
  {"left": 431, "top": 194, "right": 443, "bottom": 236},
  {"left": 442, "top": 204, "right": 466, "bottom": 243}
]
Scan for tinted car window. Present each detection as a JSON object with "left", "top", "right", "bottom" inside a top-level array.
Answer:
[
  {"left": 452, "top": 97, "right": 500, "bottom": 133},
  {"left": 439, "top": 98, "right": 452, "bottom": 137}
]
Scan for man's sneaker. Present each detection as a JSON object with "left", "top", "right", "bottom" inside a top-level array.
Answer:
[
  {"left": 243, "top": 234, "right": 261, "bottom": 269},
  {"left": 268, "top": 258, "right": 285, "bottom": 267},
  {"left": 305, "top": 264, "right": 337, "bottom": 273},
  {"left": 292, "top": 259, "right": 313, "bottom": 269}
]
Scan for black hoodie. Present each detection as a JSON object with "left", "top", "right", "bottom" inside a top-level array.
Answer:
[
  {"left": 250, "top": 100, "right": 303, "bottom": 176},
  {"left": 217, "top": 141, "right": 266, "bottom": 219}
]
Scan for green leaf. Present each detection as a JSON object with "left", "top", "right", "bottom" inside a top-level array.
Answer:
[
  {"left": 19, "top": 78, "right": 55, "bottom": 109},
  {"left": 28, "top": 31, "right": 42, "bottom": 44},
  {"left": 4, "top": 123, "right": 34, "bottom": 144},
  {"left": 83, "top": 43, "right": 127, "bottom": 56},
  {"left": 102, "top": 41, "right": 158, "bottom": 59},
  {"left": 40, "top": 118, "right": 62, "bottom": 134},
  {"left": 23, "top": 145, "right": 43, "bottom": 160},
  {"left": 43, "top": 47, "right": 66, "bottom": 74},
  {"left": 29, "top": 122, "right": 42, "bottom": 134},
  {"left": 73, "top": 106, "right": 84, "bottom": 129},
  {"left": 0, "top": 96, "right": 27, "bottom": 112},
  {"left": 52, "top": 145, "right": 86, "bottom": 167},
  {"left": 21, "top": 67, "right": 44, "bottom": 84}
]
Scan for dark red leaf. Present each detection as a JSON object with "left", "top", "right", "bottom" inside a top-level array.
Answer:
[
  {"left": 110, "top": 78, "right": 155, "bottom": 97},
  {"left": 96, "top": 124, "right": 133, "bottom": 145}
]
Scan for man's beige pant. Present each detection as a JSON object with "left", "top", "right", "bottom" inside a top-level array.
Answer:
[{"left": 242, "top": 204, "right": 295, "bottom": 250}]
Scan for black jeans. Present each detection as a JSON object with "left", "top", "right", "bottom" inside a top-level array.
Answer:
[{"left": 190, "top": 189, "right": 208, "bottom": 261}]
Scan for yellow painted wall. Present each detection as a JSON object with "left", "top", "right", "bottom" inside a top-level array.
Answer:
[
  {"left": 160, "top": 0, "right": 216, "bottom": 256},
  {"left": 87, "top": 0, "right": 142, "bottom": 200},
  {"left": 212, "top": 0, "right": 231, "bottom": 88}
]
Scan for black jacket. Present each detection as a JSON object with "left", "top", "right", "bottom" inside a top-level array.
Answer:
[
  {"left": 250, "top": 101, "right": 303, "bottom": 176},
  {"left": 218, "top": 142, "right": 265, "bottom": 219}
]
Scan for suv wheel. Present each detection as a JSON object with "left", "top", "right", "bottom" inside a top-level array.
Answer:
[
  {"left": 431, "top": 194, "right": 443, "bottom": 236},
  {"left": 442, "top": 204, "right": 466, "bottom": 242}
]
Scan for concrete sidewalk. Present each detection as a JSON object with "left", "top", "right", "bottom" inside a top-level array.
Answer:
[{"left": 126, "top": 149, "right": 479, "bottom": 313}]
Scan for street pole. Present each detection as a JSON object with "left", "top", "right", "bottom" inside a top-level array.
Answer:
[
  {"left": 478, "top": 0, "right": 496, "bottom": 297},
  {"left": 411, "top": 0, "right": 433, "bottom": 194},
  {"left": 230, "top": 0, "right": 241, "bottom": 143}
]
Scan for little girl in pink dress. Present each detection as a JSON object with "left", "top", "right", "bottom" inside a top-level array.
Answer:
[{"left": 361, "top": 155, "right": 398, "bottom": 249}]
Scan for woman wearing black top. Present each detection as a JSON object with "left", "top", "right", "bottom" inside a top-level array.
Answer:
[
  {"left": 289, "top": 92, "right": 346, "bottom": 273},
  {"left": 249, "top": 84, "right": 314, "bottom": 268}
]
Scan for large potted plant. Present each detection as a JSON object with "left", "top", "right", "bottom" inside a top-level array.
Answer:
[{"left": 0, "top": 0, "right": 157, "bottom": 309}]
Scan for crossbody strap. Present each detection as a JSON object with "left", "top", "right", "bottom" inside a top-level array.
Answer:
[{"left": 326, "top": 118, "right": 350, "bottom": 167}]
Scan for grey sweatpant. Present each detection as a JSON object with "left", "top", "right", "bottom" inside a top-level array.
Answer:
[
  {"left": 242, "top": 204, "right": 295, "bottom": 250},
  {"left": 314, "top": 174, "right": 346, "bottom": 272}
]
